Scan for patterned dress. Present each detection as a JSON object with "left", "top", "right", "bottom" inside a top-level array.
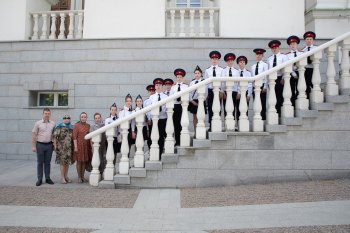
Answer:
[
  {"left": 73, "top": 122, "right": 92, "bottom": 162},
  {"left": 53, "top": 126, "right": 74, "bottom": 165}
]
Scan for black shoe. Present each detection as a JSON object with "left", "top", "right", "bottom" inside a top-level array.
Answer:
[
  {"left": 36, "top": 180, "right": 42, "bottom": 186},
  {"left": 46, "top": 179, "right": 54, "bottom": 185}
]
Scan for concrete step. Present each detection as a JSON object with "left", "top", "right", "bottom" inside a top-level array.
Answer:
[
  {"left": 129, "top": 168, "right": 147, "bottom": 178},
  {"left": 295, "top": 109, "right": 319, "bottom": 118},
  {"left": 311, "top": 102, "right": 335, "bottom": 111},
  {"left": 326, "top": 95, "right": 350, "bottom": 104},
  {"left": 98, "top": 180, "right": 116, "bottom": 189},
  {"left": 265, "top": 124, "right": 288, "bottom": 133},
  {"left": 281, "top": 117, "right": 303, "bottom": 126},
  {"left": 161, "top": 153, "right": 179, "bottom": 163},
  {"left": 209, "top": 132, "right": 228, "bottom": 140},
  {"left": 114, "top": 174, "right": 131, "bottom": 185},
  {"left": 192, "top": 139, "right": 211, "bottom": 148},
  {"left": 145, "top": 161, "right": 162, "bottom": 170}
]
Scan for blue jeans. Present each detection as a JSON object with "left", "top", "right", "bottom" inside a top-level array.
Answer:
[{"left": 36, "top": 142, "right": 53, "bottom": 181}]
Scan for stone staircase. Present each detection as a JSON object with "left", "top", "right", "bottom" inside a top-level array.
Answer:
[{"left": 105, "top": 93, "right": 350, "bottom": 188}]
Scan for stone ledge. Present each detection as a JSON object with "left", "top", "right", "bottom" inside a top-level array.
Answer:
[
  {"left": 281, "top": 117, "right": 303, "bottom": 126},
  {"left": 114, "top": 174, "right": 131, "bottom": 185},
  {"left": 340, "top": 88, "right": 350, "bottom": 96},
  {"left": 129, "top": 168, "right": 147, "bottom": 178},
  {"left": 192, "top": 139, "right": 211, "bottom": 148},
  {"left": 209, "top": 132, "right": 227, "bottom": 141},
  {"left": 311, "top": 102, "right": 334, "bottom": 111},
  {"left": 295, "top": 109, "right": 319, "bottom": 118},
  {"left": 326, "top": 95, "right": 350, "bottom": 103},
  {"left": 162, "top": 153, "right": 179, "bottom": 163},
  {"left": 98, "top": 180, "right": 116, "bottom": 189},
  {"left": 265, "top": 124, "right": 287, "bottom": 133},
  {"left": 176, "top": 146, "right": 195, "bottom": 156},
  {"left": 145, "top": 161, "right": 162, "bottom": 170}
]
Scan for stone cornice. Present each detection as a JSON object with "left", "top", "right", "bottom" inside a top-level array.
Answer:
[{"left": 305, "top": 9, "right": 350, "bottom": 24}]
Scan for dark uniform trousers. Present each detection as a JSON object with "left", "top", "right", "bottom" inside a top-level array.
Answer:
[
  {"left": 173, "top": 104, "right": 182, "bottom": 146},
  {"left": 305, "top": 68, "right": 313, "bottom": 99},
  {"left": 233, "top": 91, "right": 250, "bottom": 121},
  {"left": 36, "top": 142, "right": 53, "bottom": 181},
  {"left": 290, "top": 71, "right": 299, "bottom": 107},
  {"left": 275, "top": 76, "right": 284, "bottom": 116},
  {"left": 147, "top": 119, "right": 167, "bottom": 159},
  {"left": 207, "top": 88, "right": 214, "bottom": 130}
]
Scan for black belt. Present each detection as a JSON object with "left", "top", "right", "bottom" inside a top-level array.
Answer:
[{"left": 37, "top": 141, "right": 52, "bottom": 145}]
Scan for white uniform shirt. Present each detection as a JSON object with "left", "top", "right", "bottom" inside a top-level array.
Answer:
[
  {"left": 232, "top": 68, "right": 253, "bottom": 96},
  {"left": 143, "top": 97, "right": 152, "bottom": 121},
  {"left": 302, "top": 44, "right": 317, "bottom": 68},
  {"left": 118, "top": 105, "right": 135, "bottom": 133},
  {"left": 267, "top": 52, "right": 288, "bottom": 76},
  {"left": 169, "top": 82, "right": 189, "bottom": 104},
  {"left": 251, "top": 61, "right": 269, "bottom": 89},
  {"left": 286, "top": 50, "right": 304, "bottom": 70},
  {"left": 104, "top": 115, "right": 120, "bottom": 137},
  {"left": 149, "top": 92, "right": 168, "bottom": 119},
  {"left": 189, "top": 78, "right": 206, "bottom": 101},
  {"left": 221, "top": 66, "right": 238, "bottom": 91},
  {"left": 204, "top": 65, "right": 224, "bottom": 89},
  {"left": 133, "top": 106, "right": 147, "bottom": 130}
]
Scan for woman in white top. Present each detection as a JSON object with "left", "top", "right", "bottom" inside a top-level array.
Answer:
[
  {"left": 133, "top": 94, "right": 148, "bottom": 142},
  {"left": 118, "top": 94, "right": 136, "bottom": 149}
]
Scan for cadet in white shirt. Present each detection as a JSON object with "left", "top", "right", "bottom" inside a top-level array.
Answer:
[
  {"left": 149, "top": 78, "right": 167, "bottom": 158},
  {"left": 204, "top": 50, "right": 224, "bottom": 131},
  {"left": 233, "top": 55, "right": 252, "bottom": 122},
  {"left": 222, "top": 53, "right": 237, "bottom": 117},
  {"left": 267, "top": 40, "right": 288, "bottom": 116},
  {"left": 251, "top": 48, "right": 269, "bottom": 120},
  {"left": 170, "top": 68, "right": 188, "bottom": 146},
  {"left": 163, "top": 79, "right": 174, "bottom": 96},
  {"left": 104, "top": 103, "right": 120, "bottom": 163},
  {"left": 118, "top": 94, "right": 136, "bottom": 152},
  {"left": 144, "top": 84, "right": 155, "bottom": 149},
  {"left": 188, "top": 65, "right": 206, "bottom": 131},
  {"left": 302, "top": 31, "right": 317, "bottom": 99},
  {"left": 133, "top": 94, "right": 148, "bottom": 143},
  {"left": 286, "top": 35, "right": 304, "bottom": 107}
]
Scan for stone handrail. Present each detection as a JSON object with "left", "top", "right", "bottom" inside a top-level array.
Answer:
[
  {"left": 85, "top": 30, "right": 350, "bottom": 186},
  {"left": 30, "top": 10, "right": 84, "bottom": 40}
]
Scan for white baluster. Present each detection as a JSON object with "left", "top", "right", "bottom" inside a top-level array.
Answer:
[
  {"left": 40, "top": 13, "right": 48, "bottom": 40},
  {"left": 199, "top": 10, "right": 205, "bottom": 37},
  {"left": 340, "top": 38, "right": 350, "bottom": 92},
  {"left": 49, "top": 13, "right": 57, "bottom": 40},
  {"left": 76, "top": 11, "right": 83, "bottom": 39},
  {"left": 238, "top": 81, "right": 249, "bottom": 132},
  {"left": 134, "top": 114, "right": 145, "bottom": 168},
  {"left": 165, "top": 101, "right": 175, "bottom": 154},
  {"left": 32, "top": 14, "right": 39, "bottom": 40},
  {"left": 310, "top": 52, "right": 324, "bottom": 104},
  {"left": 208, "top": 9, "right": 215, "bottom": 37},
  {"left": 67, "top": 12, "right": 75, "bottom": 39},
  {"left": 211, "top": 81, "right": 222, "bottom": 132},
  {"left": 267, "top": 71, "right": 278, "bottom": 125},
  {"left": 325, "top": 44, "right": 338, "bottom": 96},
  {"left": 104, "top": 128, "right": 115, "bottom": 181},
  {"left": 179, "top": 10, "right": 186, "bottom": 37},
  {"left": 196, "top": 85, "right": 206, "bottom": 139},
  {"left": 150, "top": 107, "right": 160, "bottom": 161},
  {"left": 58, "top": 13, "right": 66, "bottom": 39},
  {"left": 180, "top": 94, "right": 190, "bottom": 146},
  {"left": 281, "top": 65, "right": 294, "bottom": 118},
  {"left": 225, "top": 81, "right": 235, "bottom": 131},
  {"left": 253, "top": 79, "right": 263, "bottom": 132},
  {"left": 119, "top": 121, "right": 130, "bottom": 175},
  {"left": 89, "top": 134, "right": 101, "bottom": 186},
  {"left": 296, "top": 58, "right": 308, "bottom": 110},
  {"left": 189, "top": 10, "right": 195, "bottom": 37},
  {"left": 169, "top": 10, "right": 176, "bottom": 37}
]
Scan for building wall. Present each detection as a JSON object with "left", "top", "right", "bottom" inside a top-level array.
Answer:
[
  {"left": 219, "top": 0, "right": 305, "bottom": 38},
  {"left": 83, "top": 0, "right": 166, "bottom": 39}
]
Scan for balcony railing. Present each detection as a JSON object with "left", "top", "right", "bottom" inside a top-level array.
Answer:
[
  {"left": 165, "top": 7, "right": 220, "bottom": 37},
  {"left": 30, "top": 10, "right": 84, "bottom": 40}
]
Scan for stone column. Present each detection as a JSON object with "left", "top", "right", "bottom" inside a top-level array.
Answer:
[{"left": 89, "top": 134, "right": 101, "bottom": 186}]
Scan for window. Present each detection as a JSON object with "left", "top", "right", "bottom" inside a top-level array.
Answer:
[
  {"left": 37, "top": 92, "right": 68, "bottom": 107},
  {"left": 176, "top": 0, "right": 201, "bottom": 7}
]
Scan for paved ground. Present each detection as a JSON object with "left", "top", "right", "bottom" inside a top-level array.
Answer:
[{"left": 0, "top": 159, "right": 350, "bottom": 233}]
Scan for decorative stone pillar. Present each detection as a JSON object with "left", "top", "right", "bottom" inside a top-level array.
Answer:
[
  {"left": 165, "top": 101, "right": 175, "bottom": 153},
  {"left": 196, "top": 85, "right": 206, "bottom": 139},
  {"left": 67, "top": 12, "right": 75, "bottom": 39},
  {"left": 49, "top": 13, "right": 57, "bottom": 40},
  {"left": 104, "top": 128, "right": 115, "bottom": 181},
  {"left": 296, "top": 58, "right": 309, "bottom": 110},
  {"left": 169, "top": 10, "right": 176, "bottom": 37},
  {"left": 119, "top": 121, "right": 130, "bottom": 175},
  {"left": 225, "top": 81, "right": 235, "bottom": 131},
  {"left": 310, "top": 51, "right": 324, "bottom": 104},
  {"left": 281, "top": 65, "right": 294, "bottom": 118},
  {"left": 211, "top": 81, "right": 222, "bottom": 132},
  {"left": 325, "top": 44, "right": 338, "bottom": 96},
  {"left": 180, "top": 94, "right": 190, "bottom": 147},
  {"left": 32, "top": 14, "right": 39, "bottom": 40},
  {"left": 40, "top": 14, "right": 48, "bottom": 40},
  {"left": 150, "top": 107, "right": 160, "bottom": 161},
  {"left": 179, "top": 10, "right": 186, "bottom": 37},
  {"left": 267, "top": 71, "right": 278, "bottom": 125},
  {"left": 208, "top": 9, "right": 215, "bottom": 37},
  {"left": 134, "top": 114, "right": 145, "bottom": 168},
  {"left": 253, "top": 79, "right": 263, "bottom": 132},
  {"left": 189, "top": 10, "right": 195, "bottom": 37},
  {"left": 58, "top": 13, "right": 66, "bottom": 39},
  {"left": 199, "top": 10, "right": 205, "bottom": 37},
  {"left": 340, "top": 38, "right": 350, "bottom": 93},
  {"left": 76, "top": 11, "right": 83, "bottom": 39},
  {"left": 89, "top": 134, "right": 101, "bottom": 186},
  {"left": 238, "top": 81, "right": 249, "bottom": 132}
]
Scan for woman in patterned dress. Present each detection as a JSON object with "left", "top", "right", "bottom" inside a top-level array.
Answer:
[
  {"left": 53, "top": 114, "right": 74, "bottom": 184},
  {"left": 73, "top": 112, "right": 92, "bottom": 183}
]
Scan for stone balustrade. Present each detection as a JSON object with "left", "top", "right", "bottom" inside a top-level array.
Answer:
[
  {"left": 166, "top": 7, "right": 220, "bottom": 37},
  {"left": 85, "top": 31, "right": 350, "bottom": 187},
  {"left": 30, "top": 10, "right": 84, "bottom": 40}
]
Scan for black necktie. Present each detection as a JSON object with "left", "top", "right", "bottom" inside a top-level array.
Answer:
[
  {"left": 229, "top": 67, "right": 232, "bottom": 77},
  {"left": 113, "top": 116, "right": 116, "bottom": 121},
  {"left": 273, "top": 55, "right": 277, "bottom": 67},
  {"left": 213, "top": 66, "right": 216, "bottom": 77},
  {"left": 240, "top": 70, "right": 243, "bottom": 77},
  {"left": 158, "top": 94, "right": 162, "bottom": 112},
  {"left": 307, "top": 47, "right": 312, "bottom": 64},
  {"left": 294, "top": 51, "right": 297, "bottom": 57},
  {"left": 192, "top": 80, "right": 199, "bottom": 99},
  {"left": 129, "top": 108, "right": 132, "bottom": 112},
  {"left": 255, "top": 62, "right": 259, "bottom": 75},
  {"left": 177, "top": 84, "right": 181, "bottom": 102}
]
